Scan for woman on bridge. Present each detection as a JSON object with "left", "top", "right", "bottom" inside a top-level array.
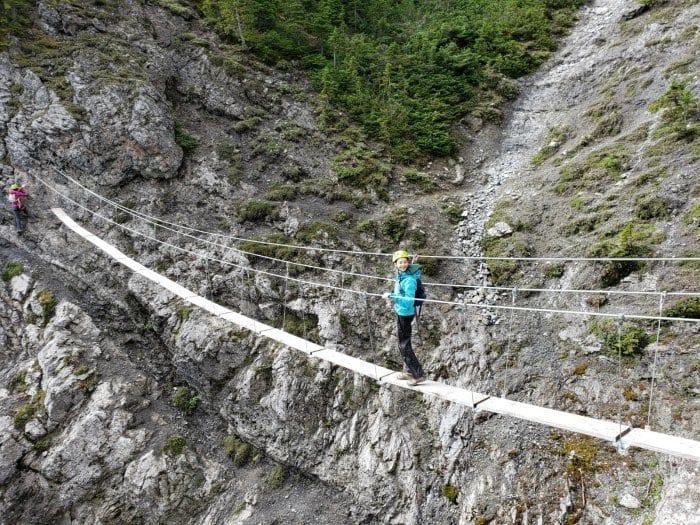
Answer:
[{"left": 384, "top": 250, "right": 426, "bottom": 386}]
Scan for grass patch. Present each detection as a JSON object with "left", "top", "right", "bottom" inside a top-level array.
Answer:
[
  {"left": 2, "top": 262, "right": 24, "bottom": 281},
  {"left": 555, "top": 146, "right": 629, "bottom": 194},
  {"left": 532, "top": 126, "right": 570, "bottom": 165}
]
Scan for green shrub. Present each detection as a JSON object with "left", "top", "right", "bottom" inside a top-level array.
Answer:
[
  {"left": 401, "top": 168, "right": 435, "bottom": 192},
  {"left": 381, "top": 207, "right": 408, "bottom": 243},
  {"left": 9, "top": 369, "right": 28, "bottom": 393},
  {"left": 266, "top": 183, "right": 298, "bottom": 201},
  {"left": 333, "top": 210, "right": 351, "bottom": 223},
  {"left": 200, "top": 0, "right": 585, "bottom": 160},
  {"left": 163, "top": 435, "right": 186, "bottom": 456},
  {"left": 588, "top": 222, "right": 660, "bottom": 287},
  {"left": 555, "top": 147, "right": 629, "bottom": 194},
  {"left": 296, "top": 221, "right": 338, "bottom": 244},
  {"left": 532, "top": 126, "right": 569, "bottom": 165},
  {"left": 217, "top": 143, "right": 241, "bottom": 163},
  {"left": 332, "top": 148, "right": 390, "bottom": 201},
  {"left": 172, "top": 386, "right": 200, "bottom": 416},
  {"left": 240, "top": 234, "right": 300, "bottom": 260},
  {"left": 282, "top": 164, "right": 307, "bottom": 182},
  {"left": 419, "top": 257, "right": 439, "bottom": 277},
  {"left": 13, "top": 389, "right": 45, "bottom": 430},
  {"left": 237, "top": 200, "right": 279, "bottom": 222},
  {"left": 663, "top": 297, "right": 700, "bottom": 319},
  {"left": 33, "top": 435, "right": 52, "bottom": 452},
  {"left": 38, "top": 290, "right": 57, "bottom": 327},
  {"left": 544, "top": 263, "right": 566, "bottom": 279},
  {"left": 635, "top": 196, "right": 670, "bottom": 221},
  {"left": 354, "top": 219, "right": 377, "bottom": 235},
  {"left": 280, "top": 311, "right": 320, "bottom": 343},
  {"left": 591, "top": 320, "right": 650, "bottom": 356},
  {"left": 481, "top": 234, "right": 530, "bottom": 285},
  {"left": 2, "top": 262, "right": 24, "bottom": 281},
  {"left": 683, "top": 203, "right": 700, "bottom": 230},
  {"left": 649, "top": 80, "right": 700, "bottom": 142},
  {"left": 265, "top": 465, "right": 286, "bottom": 489},
  {"left": 442, "top": 484, "right": 458, "bottom": 504},
  {"left": 174, "top": 122, "right": 199, "bottom": 153},
  {"left": 224, "top": 435, "right": 254, "bottom": 467},
  {"left": 440, "top": 200, "right": 463, "bottom": 224}
]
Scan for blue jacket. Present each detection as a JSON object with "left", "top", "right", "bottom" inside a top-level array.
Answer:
[{"left": 390, "top": 264, "right": 420, "bottom": 317}]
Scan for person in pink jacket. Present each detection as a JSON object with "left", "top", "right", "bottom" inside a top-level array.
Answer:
[{"left": 8, "top": 183, "right": 30, "bottom": 232}]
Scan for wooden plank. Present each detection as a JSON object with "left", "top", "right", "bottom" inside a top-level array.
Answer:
[
  {"left": 622, "top": 428, "right": 700, "bottom": 461},
  {"left": 311, "top": 349, "right": 394, "bottom": 379},
  {"left": 478, "top": 396, "right": 628, "bottom": 441},
  {"left": 258, "top": 327, "right": 324, "bottom": 355},
  {"left": 52, "top": 208, "right": 700, "bottom": 462}
]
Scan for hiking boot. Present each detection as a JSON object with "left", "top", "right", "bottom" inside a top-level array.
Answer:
[
  {"left": 408, "top": 376, "right": 426, "bottom": 386},
  {"left": 397, "top": 372, "right": 412, "bottom": 380}
]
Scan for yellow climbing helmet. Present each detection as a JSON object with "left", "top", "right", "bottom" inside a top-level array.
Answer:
[
  {"left": 392, "top": 250, "right": 410, "bottom": 264},
  {"left": 10, "top": 183, "right": 20, "bottom": 190}
]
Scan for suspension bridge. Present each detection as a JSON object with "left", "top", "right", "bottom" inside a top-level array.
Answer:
[{"left": 50, "top": 205, "right": 700, "bottom": 462}]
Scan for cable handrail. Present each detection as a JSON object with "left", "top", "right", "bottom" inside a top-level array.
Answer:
[
  {"left": 44, "top": 164, "right": 700, "bottom": 263},
  {"left": 35, "top": 177, "right": 700, "bottom": 324},
  {"left": 32, "top": 168, "right": 700, "bottom": 301},
  {"left": 30, "top": 170, "right": 700, "bottom": 312}
]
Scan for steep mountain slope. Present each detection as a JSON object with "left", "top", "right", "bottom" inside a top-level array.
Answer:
[{"left": 1, "top": 1, "right": 698, "bottom": 524}]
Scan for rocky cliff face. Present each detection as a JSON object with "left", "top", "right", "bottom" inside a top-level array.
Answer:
[{"left": 1, "top": 1, "right": 699, "bottom": 524}]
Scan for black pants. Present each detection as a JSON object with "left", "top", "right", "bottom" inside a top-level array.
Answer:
[{"left": 397, "top": 315, "right": 424, "bottom": 378}]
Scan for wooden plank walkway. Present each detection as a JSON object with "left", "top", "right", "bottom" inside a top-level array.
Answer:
[{"left": 52, "top": 208, "right": 700, "bottom": 462}]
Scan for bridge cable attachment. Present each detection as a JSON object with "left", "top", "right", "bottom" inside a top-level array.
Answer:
[
  {"left": 299, "top": 280, "right": 309, "bottom": 354},
  {"left": 501, "top": 287, "right": 518, "bottom": 398},
  {"left": 282, "top": 262, "right": 290, "bottom": 333},
  {"left": 362, "top": 292, "right": 379, "bottom": 382},
  {"left": 616, "top": 315, "right": 626, "bottom": 439},
  {"left": 463, "top": 303, "right": 475, "bottom": 408},
  {"left": 646, "top": 291, "right": 666, "bottom": 430}
]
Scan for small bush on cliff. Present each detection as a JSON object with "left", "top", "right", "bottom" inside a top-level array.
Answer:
[
  {"left": 224, "top": 435, "right": 254, "bottom": 467},
  {"left": 172, "top": 386, "right": 200, "bottom": 416},
  {"left": 237, "top": 199, "right": 280, "bottom": 222},
  {"left": 442, "top": 484, "right": 458, "bottom": 504},
  {"left": 590, "top": 319, "right": 650, "bottom": 356},
  {"left": 2, "top": 262, "right": 24, "bottom": 281},
  {"left": 38, "top": 290, "right": 57, "bottom": 327},
  {"left": 663, "top": 297, "right": 700, "bottom": 319},
  {"left": 265, "top": 466, "right": 286, "bottom": 489},
  {"left": 163, "top": 435, "right": 186, "bottom": 456},
  {"left": 174, "top": 122, "right": 199, "bottom": 153}
]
